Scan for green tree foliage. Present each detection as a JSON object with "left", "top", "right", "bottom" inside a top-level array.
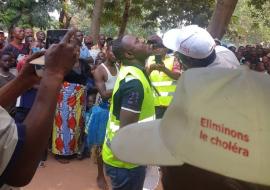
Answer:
[
  {"left": 248, "top": 0, "right": 270, "bottom": 27},
  {"left": 0, "top": 0, "right": 59, "bottom": 30},
  {"left": 225, "top": 0, "right": 270, "bottom": 44},
  {"left": 248, "top": 0, "right": 268, "bottom": 9},
  {"left": 73, "top": 0, "right": 216, "bottom": 36},
  {"left": 143, "top": 0, "right": 216, "bottom": 30}
]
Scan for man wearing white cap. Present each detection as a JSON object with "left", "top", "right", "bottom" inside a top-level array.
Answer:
[
  {"left": 162, "top": 25, "right": 240, "bottom": 70},
  {"left": 110, "top": 26, "right": 270, "bottom": 190}
]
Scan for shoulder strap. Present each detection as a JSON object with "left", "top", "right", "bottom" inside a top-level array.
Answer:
[{"left": 101, "top": 63, "right": 111, "bottom": 77}]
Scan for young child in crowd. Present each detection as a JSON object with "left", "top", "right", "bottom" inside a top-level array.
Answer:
[
  {"left": 0, "top": 52, "right": 16, "bottom": 115},
  {"left": 78, "top": 91, "right": 97, "bottom": 159}
]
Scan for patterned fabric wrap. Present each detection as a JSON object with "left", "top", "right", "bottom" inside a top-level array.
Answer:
[{"left": 52, "top": 82, "right": 86, "bottom": 156}]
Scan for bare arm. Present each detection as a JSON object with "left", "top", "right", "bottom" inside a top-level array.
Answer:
[
  {"left": 93, "top": 67, "right": 112, "bottom": 100},
  {"left": 120, "top": 110, "right": 140, "bottom": 128},
  {"left": 146, "top": 58, "right": 181, "bottom": 80},
  {"left": 5, "top": 29, "right": 79, "bottom": 187},
  {"left": 159, "top": 65, "right": 180, "bottom": 80}
]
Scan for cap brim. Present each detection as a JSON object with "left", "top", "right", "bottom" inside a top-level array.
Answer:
[
  {"left": 111, "top": 119, "right": 183, "bottom": 166},
  {"left": 162, "top": 29, "right": 182, "bottom": 52},
  {"left": 29, "top": 55, "right": 45, "bottom": 65}
]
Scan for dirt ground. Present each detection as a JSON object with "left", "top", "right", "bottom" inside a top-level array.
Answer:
[{"left": 22, "top": 153, "right": 163, "bottom": 190}]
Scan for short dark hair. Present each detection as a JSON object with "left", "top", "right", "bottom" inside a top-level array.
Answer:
[
  {"left": 178, "top": 50, "right": 216, "bottom": 70},
  {"left": 112, "top": 36, "right": 125, "bottom": 61}
]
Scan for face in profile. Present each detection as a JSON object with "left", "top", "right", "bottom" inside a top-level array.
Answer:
[
  {"left": 36, "top": 31, "right": 46, "bottom": 42},
  {"left": 122, "top": 35, "right": 153, "bottom": 62}
]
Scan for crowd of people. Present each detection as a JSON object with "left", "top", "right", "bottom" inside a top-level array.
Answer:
[
  {"left": 0, "top": 27, "right": 120, "bottom": 189},
  {"left": 0, "top": 24, "right": 269, "bottom": 190},
  {"left": 215, "top": 39, "right": 270, "bottom": 73}
]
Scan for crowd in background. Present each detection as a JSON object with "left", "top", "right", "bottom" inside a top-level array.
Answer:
[
  {"left": 0, "top": 26, "right": 270, "bottom": 190},
  {"left": 215, "top": 39, "right": 270, "bottom": 74},
  {"left": 0, "top": 26, "right": 118, "bottom": 189}
]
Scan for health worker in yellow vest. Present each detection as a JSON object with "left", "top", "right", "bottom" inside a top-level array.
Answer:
[
  {"left": 102, "top": 35, "right": 155, "bottom": 190},
  {"left": 146, "top": 35, "right": 181, "bottom": 119}
]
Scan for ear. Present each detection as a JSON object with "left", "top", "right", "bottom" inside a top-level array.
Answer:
[{"left": 124, "top": 51, "right": 134, "bottom": 59}]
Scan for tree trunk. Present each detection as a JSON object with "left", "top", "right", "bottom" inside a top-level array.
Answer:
[
  {"left": 207, "top": 0, "right": 238, "bottom": 39},
  {"left": 59, "top": 10, "right": 65, "bottom": 28},
  {"left": 90, "top": 0, "right": 105, "bottom": 43},
  {"left": 59, "top": 0, "right": 71, "bottom": 29},
  {"left": 118, "top": 0, "right": 131, "bottom": 37}
]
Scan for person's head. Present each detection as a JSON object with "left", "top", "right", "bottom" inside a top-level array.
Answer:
[
  {"left": 163, "top": 25, "right": 217, "bottom": 70},
  {"left": 256, "top": 44, "right": 263, "bottom": 49},
  {"left": 84, "top": 36, "right": 94, "bottom": 49},
  {"left": 238, "top": 46, "right": 245, "bottom": 54},
  {"left": 255, "top": 62, "right": 265, "bottom": 72},
  {"left": 25, "top": 36, "right": 34, "bottom": 47},
  {"left": 257, "top": 48, "right": 264, "bottom": 57},
  {"left": 250, "top": 47, "right": 257, "bottom": 57},
  {"left": 227, "top": 44, "right": 236, "bottom": 54},
  {"left": 12, "top": 27, "right": 25, "bottom": 41},
  {"left": 0, "top": 52, "right": 12, "bottom": 71},
  {"left": 75, "top": 31, "right": 84, "bottom": 45},
  {"left": 161, "top": 164, "right": 270, "bottom": 190},
  {"left": 106, "top": 37, "right": 113, "bottom": 45},
  {"left": 0, "top": 31, "right": 5, "bottom": 46},
  {"left": 214, "top": 38, "right": 221, "bottom": 46},
  {"left": 246, "top": 45, "right": 252, "bottom": 53},
  {"left": 24, "top": 28, "right": 33, "bottom": 38},
  {"left": 87, "top": 92, "right": 96, "bottom": 109},
  {"left": 36, "top": 31, "right": 46, "bottom": 42},
  {"left": 110, "top": 68, "right": 270, "bottom": 190},
  {"left": 95, "top": 52, "right": 106, "bottom": 65},
  {"left": 98, "top": 34, "right": 106, "bottom": 47},
  {"left": 262, "top": 56, "right": 269, "bottom": 65},
  {"left": 112, "top": 35, "right": 153, "bottom": 65},
  {"left": 105, "top": 41, "right": 116, "bottom": 64}
]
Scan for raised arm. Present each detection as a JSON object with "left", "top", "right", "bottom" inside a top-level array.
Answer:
[
  {"left": 0, "top": 52, "right": 44, "bottom": 109},
  {"left": 5, "top": 29, "right": 80, "bottom": 187}
]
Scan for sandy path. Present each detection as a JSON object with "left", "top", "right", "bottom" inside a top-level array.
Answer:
[{"left": 22, "top": 154, "right": 162, "bottom": 190}]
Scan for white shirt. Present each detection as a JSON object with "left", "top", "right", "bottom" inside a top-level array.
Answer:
[
  {"left": 208, "top": 46, "right": 240, "bottom": 69},
  {"left": 0, "top": 106, "right": 19, "bottom": 189}
]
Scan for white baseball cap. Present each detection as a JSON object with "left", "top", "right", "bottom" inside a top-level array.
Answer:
[
  {"left": 162, "top": 25, "right": 216, "bottom": 59},
  {"left": 111, "top": 67, "right": 270, "bottom": 186}
]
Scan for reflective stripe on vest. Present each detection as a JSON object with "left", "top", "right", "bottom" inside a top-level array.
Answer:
[
  {"left": 148, "top": 56, "right": 177, "bottom": 107},
  {"left": 102, "top": 66, "right": 155, "bottom": 169}
]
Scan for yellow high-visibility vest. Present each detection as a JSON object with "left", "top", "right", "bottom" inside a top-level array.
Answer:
[
  {"left": 148, "top": 55, "right": 177, "bottom": 107},
  {"left": 102, "top": 65, "right": 155, "bottom": 169}
]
